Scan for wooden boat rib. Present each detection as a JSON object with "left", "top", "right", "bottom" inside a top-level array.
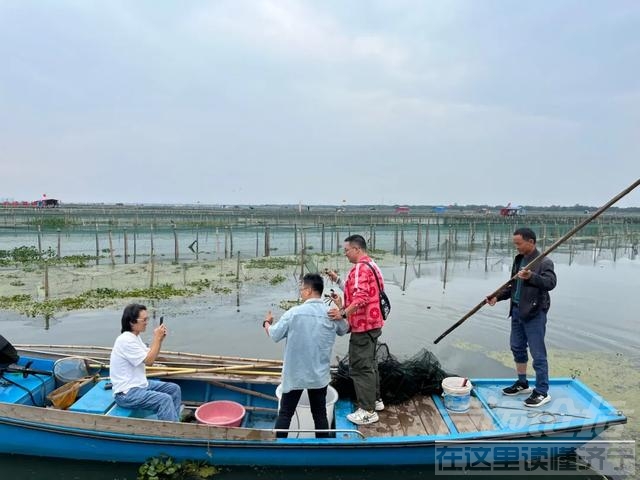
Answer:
[{"left": 0, "top": 346, "right": 627, "bottom": 467}]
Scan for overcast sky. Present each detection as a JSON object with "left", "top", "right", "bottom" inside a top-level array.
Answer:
[{"left": 1, "top": 1, "right": 638, "bottom": 207}]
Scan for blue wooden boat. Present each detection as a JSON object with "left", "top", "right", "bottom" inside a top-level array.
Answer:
[{"left": 0, "top": 346, "right": 627, "bottom": 468}]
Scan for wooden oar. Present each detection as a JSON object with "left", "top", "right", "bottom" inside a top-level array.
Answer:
[{"left": 434, "top": 177, "right": 640, "bottom": 344}]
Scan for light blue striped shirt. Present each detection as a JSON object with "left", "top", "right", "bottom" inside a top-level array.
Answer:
[{"left": 269, "top": 298, "right": 349, "bottom": 393}]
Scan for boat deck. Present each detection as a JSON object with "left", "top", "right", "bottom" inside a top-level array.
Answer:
[{"left": 356, "top": 395, "right": 496, "bottom": 437}]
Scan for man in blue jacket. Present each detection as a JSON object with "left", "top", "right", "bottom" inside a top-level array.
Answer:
[
  {"left": 487, "top": 228, "right": 557, "bottom": 407},
  {"left": 263, "top": 273, "right": 349, "bottom": 437}
]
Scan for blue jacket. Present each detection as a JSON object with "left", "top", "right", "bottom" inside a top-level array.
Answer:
[{"left": 269, "top": 298, "right": 349, "bottom": 393}]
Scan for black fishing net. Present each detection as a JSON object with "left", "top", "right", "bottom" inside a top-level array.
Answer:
[{"left": 331, "top": 343, "right": 449, "bottom": 405}]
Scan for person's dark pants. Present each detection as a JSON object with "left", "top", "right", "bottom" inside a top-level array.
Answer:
[
  {"left": 349, "top": 328, "right": 382, "bottom": 412},
  {"left": 510, "top": 306, "right": 549, "bottom": 395},
  {"left": 275, "top": 386, "right": 329, "bottom": 438}
]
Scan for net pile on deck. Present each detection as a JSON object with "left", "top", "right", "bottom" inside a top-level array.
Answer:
[{"left": 331, "top": 343, "right": 448, "bottom": 405}]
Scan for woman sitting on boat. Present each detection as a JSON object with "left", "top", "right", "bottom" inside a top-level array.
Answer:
[{"left": 109, "top": 304, "right": 182, "bottom": 421}]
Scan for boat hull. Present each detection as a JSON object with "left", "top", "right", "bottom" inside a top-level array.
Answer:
[{"left": 0, "top": 349, "right": 628, "bottom": 467}]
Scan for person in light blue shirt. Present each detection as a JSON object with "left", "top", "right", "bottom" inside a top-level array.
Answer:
[{"left": 263, "top": 273, "right": 349, "bottom": 438}]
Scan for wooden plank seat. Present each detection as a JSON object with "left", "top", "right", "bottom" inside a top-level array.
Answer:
[
  {"left": 69, "top": 380, "right": 158, "bottom": 419},
  {"left": 68, "top": 380, "right": 115, "bottom": 414}
]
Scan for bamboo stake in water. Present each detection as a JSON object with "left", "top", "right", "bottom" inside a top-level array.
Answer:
[
  {"left": 37, "top": 224, "right": 42, "bottom": 256},
  {"left": 424, "top": 220, "right": 429, "bottom": 261},
  {"left": 95, "top": 224, "right": 99, "bottom": 266},
  {"left": 402, "top": 247, "right": 408, "bottom": 292},
  {"left": 108, "top": 229, "right": 115, "bottom": 266},
  {"left": 149, "top": 226, "right": 155, "bottom": 288},
  {"left": 236, "top": 251, "right": 241, "bottom": 312},
  {"left": 57, "top": 228, "right": 61, "bottom": 258},
  {"left": 484, "top": 229, "right": 490, "bottom": 273},
  {"left": 124, "top": 228, "right": 128, "bottom": 264},
  {"left": 44, "top": 262, "right": 49, "bottom": 300},
  {"left": 173, "top": 224, "right": 179, "bottom": 264},
  {"left": 299, "top": 228, "right": 305, "bottom": 280}
]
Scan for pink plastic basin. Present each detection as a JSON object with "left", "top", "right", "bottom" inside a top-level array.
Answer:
[{"left": 195, "top": 400, "right": 246, "bottom": 427}]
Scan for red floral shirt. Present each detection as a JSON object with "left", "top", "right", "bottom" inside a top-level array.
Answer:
[{"left": 343, "top": 256, "right": 385, "bottom": 333}]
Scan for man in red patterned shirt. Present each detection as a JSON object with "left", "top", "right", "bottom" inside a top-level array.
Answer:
[{"left": 328, "top": 234, "right": 385, "bottom": 425}]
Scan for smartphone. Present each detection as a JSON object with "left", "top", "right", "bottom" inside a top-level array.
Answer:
[{"left": 159, "top": 316, "right": 164, "bottom": 325}]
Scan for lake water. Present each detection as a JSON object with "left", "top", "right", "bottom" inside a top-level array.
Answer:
[{"left": 0, "top": 246, "right": 638, "bottom": 478}]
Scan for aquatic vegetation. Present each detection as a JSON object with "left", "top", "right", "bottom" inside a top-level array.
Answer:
[
  {"left": 279, "top": 299, "right": 302, "bottom": 310},
  {"left": 246, "top": 257, "right": 298, "bottom": 269},
  {"left": 54, "top": 254, "right": 95, "bottom": 267},
  {"left": 137, "top": 455, "right": 218, "bottom": 479},
  {"left": 269, "top": 274, "right": 286, "bottom": 285},
  {"left": 0, "top": 246, "right": 54, "bottom": 263},
  {"left": 26, "top": 217, "right": 71, "bottom": 228},
  {"left": 187, "top": 279, "right": 232, "bottom": 295},
  {"left": 0, "top": 284, "right": 195, "bottom": 318},
  {"left": 0, "top": 246, "right": 96, "bottom": 267}
]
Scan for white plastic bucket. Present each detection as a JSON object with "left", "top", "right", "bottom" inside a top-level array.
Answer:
[
  {"left": 441, "top": 377, "right": 472, "bottom": 413},
  {"left": 275, "top": 385, "right": 338, "bottom": 438}
]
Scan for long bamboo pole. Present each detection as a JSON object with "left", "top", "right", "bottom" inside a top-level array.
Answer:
[
  {"left": 15, "top": 345, "right": 284, "bottom": 365},
  {"left": 146, "top": 362, "right": 280, "bottom": 378},
  {"left": 433, "top": 178, "right": 640, "bottom": 344},
  {"left": 208, "top": 380, "right": 278, "bottom": 402}
]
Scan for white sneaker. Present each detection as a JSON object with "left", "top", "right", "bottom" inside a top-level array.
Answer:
[
  {"left": 375, "top": 399, "right": 385, "bottom": 411},
  {"left": 347, "top": 408, "right": 379, "bottom": 425}
]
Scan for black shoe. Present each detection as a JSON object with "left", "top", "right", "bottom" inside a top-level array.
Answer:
[
  {"left": 502, "top": 381, "right": 532, "bottom": 396},
  {"left": 524, "top": 391, "right": 551, "bottom": 407}
]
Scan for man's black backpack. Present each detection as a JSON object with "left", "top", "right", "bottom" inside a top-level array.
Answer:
[{"left": 363, "top": 262, "right": 391, "bottom": 320}]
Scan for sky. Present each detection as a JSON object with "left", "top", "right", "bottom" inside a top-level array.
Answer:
[{"left": 1, "top": 0, "right": 639, "bottom": 207}]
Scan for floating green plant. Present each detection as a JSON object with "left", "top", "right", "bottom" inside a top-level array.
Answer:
[
  {"left": 269, "top": 274, "right": 286, "bottom": 285},
  {"left": 279, "top": 298, "right": 302, "bottom": 310},
  {"left": 246, "top": 257, "right": 298, "bottom": 269},
  {"left": 0, "top": 284, "right": 195, "bottom": 318},
  {"left": 138, "top": 455, "right": 218, "bottom": 480}
]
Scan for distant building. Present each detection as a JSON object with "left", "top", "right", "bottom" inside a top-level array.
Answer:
[
  {"left": 37, "top": 199, "right": 60, "bottom": 208},
  {"left": 499, "top": 203, "right": 525, "bottom": 216},
  {"left": 395, "top": 206, "right": 410, "bottom": 214}
]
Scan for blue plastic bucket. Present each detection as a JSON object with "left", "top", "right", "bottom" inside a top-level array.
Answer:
[{"left": 442, "top": 377, "right": 472, "bottom": 413}]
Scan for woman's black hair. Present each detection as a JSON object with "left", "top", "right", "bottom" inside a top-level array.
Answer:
[{"left": 121, "top": 303, "right": 147, "bottom": 333}]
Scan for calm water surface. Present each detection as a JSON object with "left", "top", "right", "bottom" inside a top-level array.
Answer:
[{"left": 1, "top": 250, "right": 638, "bottom": 479}]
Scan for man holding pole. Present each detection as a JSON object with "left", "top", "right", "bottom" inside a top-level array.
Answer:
[{"left": 487, "top": 228, "right": 557, "bottom": 407}]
